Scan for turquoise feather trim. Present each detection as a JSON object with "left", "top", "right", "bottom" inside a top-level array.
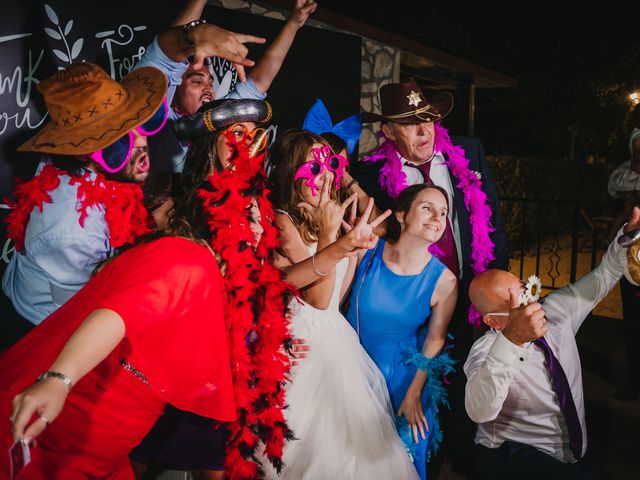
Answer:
[{"left": 396, "top": 346, "right": 456, "bottom": 462}]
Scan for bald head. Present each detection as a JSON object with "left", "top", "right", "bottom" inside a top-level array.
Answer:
[{"left": 469, "top": 269, "right": 522, "bottom": 315}]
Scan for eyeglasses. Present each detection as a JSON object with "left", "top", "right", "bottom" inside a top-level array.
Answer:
[
  {"left": 86, "top": 98, "right": 169, "bottom": 173},
  {"left": 222, "top": 123, "right": 267, "bottom": 153},
  {"left": 294, "top": 145, "right": 349, "bottom": 196}
]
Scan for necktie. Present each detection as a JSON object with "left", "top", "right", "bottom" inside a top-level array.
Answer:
[
  {"left": 534, "top": 336, "right": 583, "bottom": 460},
  {"left": 405, "top": 160, "right": 459, "bottom": 278}
]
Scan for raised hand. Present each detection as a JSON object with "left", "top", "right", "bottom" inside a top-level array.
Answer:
[
  {"left": 336, "top": 198, "right": 391, "bottom": 256},
  {"left": 190, "top": 24, "right": 266, "bottom": 82},
  {"left": 501, "top": 288, "right": 547, "bottom": 346},
  {"left": 298, "top": 174, "right": 357, "bottom": 239},
  {"left": 288, "top": 0, "right": 318, "bottom": 29},
  {"left": 624, "top": 206, "right": 640, "bottom": 233}
]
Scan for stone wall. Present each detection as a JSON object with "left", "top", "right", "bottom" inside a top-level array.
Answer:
[
  {"left": 360, "top": 39, "right": 400, "bottom": 154},
  {"left": 207, "top": 0, "right": 401, "bottom": 155}
]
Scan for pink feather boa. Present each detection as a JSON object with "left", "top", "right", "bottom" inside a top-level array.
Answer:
[{"left": 363, "top": 124, "right": 495, "bottom": 326}]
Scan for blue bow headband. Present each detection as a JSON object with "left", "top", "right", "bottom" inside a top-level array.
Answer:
[{"left": 302, "top": 99, "right": 362, "bottom": 154}]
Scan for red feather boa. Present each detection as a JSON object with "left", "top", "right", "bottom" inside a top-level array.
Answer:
[
  {"left": 198, "top": 138, "right": 293, "bottom": 479},
  {"left": 5, "top": 163, "right": 150, "bottom": 252}
]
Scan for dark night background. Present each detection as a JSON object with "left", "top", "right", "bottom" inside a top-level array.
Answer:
[{"left": 319, "top": 0, "right": 640, "bottom": 161}]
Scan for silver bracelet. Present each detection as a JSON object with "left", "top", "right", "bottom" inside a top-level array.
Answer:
[
  {"left": 36, "top": 371, "right": 73, "bottom": 392},
  {"left": 182, "top": 19, "right": 207, "bottom": 47},
  {"left": 312, "top": 253, "right": 329, "bottom": 276}
]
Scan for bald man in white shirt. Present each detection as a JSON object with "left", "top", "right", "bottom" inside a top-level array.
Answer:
[{"left": 464, "top": 208, "right": 640, "bottom": 479}]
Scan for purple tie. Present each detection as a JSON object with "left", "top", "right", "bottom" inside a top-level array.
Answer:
[
  {"left": 406, "top": 160, "right": 459, "bottom": 278},
  {"left": 534, "top": 336, "right": 583, "bottom": 460}
]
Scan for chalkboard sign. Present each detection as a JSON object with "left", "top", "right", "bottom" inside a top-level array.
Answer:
[
  {"left": 0, "top": 1, "right": 361, "bottom": 266},
  {"left": 0, "top": 0, "right": 361, "bottom": 198}
]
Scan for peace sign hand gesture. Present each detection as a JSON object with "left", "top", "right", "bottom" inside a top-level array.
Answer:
[
  {"left": 297, "top": 174, "right": 357, "bottom": 239},
  {"left": 337, "top": 198, "right": 391, "bottom": 257}
]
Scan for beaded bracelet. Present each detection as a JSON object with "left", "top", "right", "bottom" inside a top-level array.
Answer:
[
  {"left": 36, "top": 371, "right": 73, "bottom": 392},
  {"left": 182, "top": 19, "right": 207, "bottom": 48}
]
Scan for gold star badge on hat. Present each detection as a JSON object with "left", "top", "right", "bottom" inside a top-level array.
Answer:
[{"left": 407, "top": 90, "right": 422, "bottom": 107}]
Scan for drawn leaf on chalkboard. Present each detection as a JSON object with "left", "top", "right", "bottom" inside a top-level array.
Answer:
[
  {"left": 71, "top": 39, "right": 83, "bottom": 60},
  {"left": 44, "top": 4, "right": 59, "bottom": 26},
  {"left": 44, "top": 27, "right": 61, "bottom": 40},
  {"left": 64, "top": 20, "right": 73, "bottom": 36},
  {"left": 52, "top": 49, "right": 70, "bottom": 63}
]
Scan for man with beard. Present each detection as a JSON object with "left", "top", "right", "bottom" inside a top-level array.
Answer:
[
  {"left": 0, "top": 63, "right": 168, "bottom": 349},
  {"left": 135, "top": 0, "right": 317, "bottom": 176}
]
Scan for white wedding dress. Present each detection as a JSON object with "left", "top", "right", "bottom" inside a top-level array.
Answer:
[{"left": 263, "top": 250, "right": 419, "bottom": 480}]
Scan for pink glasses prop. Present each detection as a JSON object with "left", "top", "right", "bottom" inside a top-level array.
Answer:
[
  {"left": 293, "top": 145, "right": 348, "bottom": 196},
  {"left": 86, "top": 98, "right": 169, "bottom": 173}
]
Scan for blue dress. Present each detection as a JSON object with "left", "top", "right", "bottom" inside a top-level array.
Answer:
[{"left": 345, "top": 239, "right": 455, "bottom": 480}]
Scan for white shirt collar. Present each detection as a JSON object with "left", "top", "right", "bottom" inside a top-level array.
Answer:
[{"left": 400, "top": 151, "right": 445, "bottom": 167}]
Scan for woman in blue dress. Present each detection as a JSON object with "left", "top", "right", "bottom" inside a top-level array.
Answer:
[{"left": 346, "top": 184, "right": 458, "bottom": 480}]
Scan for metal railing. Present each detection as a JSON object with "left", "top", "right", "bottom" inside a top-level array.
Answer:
[{"left": 500, "top": 197, "right": 589, "bottom": 290}]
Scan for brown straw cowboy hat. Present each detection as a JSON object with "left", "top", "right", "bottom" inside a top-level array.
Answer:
[
  {"left": 18, "top": 62, "right": 167, "bottom": 155},
  {"left": 362, "top": 78, "right": 453, "bottom": 124}
]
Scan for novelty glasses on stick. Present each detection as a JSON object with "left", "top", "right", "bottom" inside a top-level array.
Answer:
[
  {"left": 294, "top": 145, "right": 348, "bottom": 196},
  {"left": 86, "top": 98, "right": 169, "bottom": 173}
]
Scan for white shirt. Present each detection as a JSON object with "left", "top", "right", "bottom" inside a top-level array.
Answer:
[
  {"left": 464, "top": 232, "right": 625, "bottom": 462},
  {"left": 402, "top": 153, "right": 463, "bottom": 275},
  {"left": 2, "top": 159, "right": 110, "bottom": 324}
]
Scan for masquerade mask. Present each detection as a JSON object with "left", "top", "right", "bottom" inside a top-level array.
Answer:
[
  {"left": 302, "top": 99, "right": 362, "bottom": 155},
  {"left": 294, "top": 145, "right": 348, "bottom": 196},
  {"left": 223, "top": 123, "right": 267, "bottom": 154},
  {"left": 86, "top": 98, "right": 169, "bottom": 173}
]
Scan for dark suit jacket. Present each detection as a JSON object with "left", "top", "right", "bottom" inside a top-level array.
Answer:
[{"left": 351, "top": 136, "right": 508, "bottom": 354}]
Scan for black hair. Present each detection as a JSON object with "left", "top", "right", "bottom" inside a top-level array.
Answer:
[{"left": 50, "top": 155, "right": 87, "bottom": 176}]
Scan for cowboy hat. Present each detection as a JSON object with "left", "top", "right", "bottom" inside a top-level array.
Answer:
[
  {"left": 362, "top": 78, "right": 453, "bottom": 124},
  {"left": 18, "top": 62, "right": 167, "bottom": 155}
]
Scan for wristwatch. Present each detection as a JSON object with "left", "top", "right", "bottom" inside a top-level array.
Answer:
[{"left": 182, "top": 19, "right": 207, "bottom": 47}]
